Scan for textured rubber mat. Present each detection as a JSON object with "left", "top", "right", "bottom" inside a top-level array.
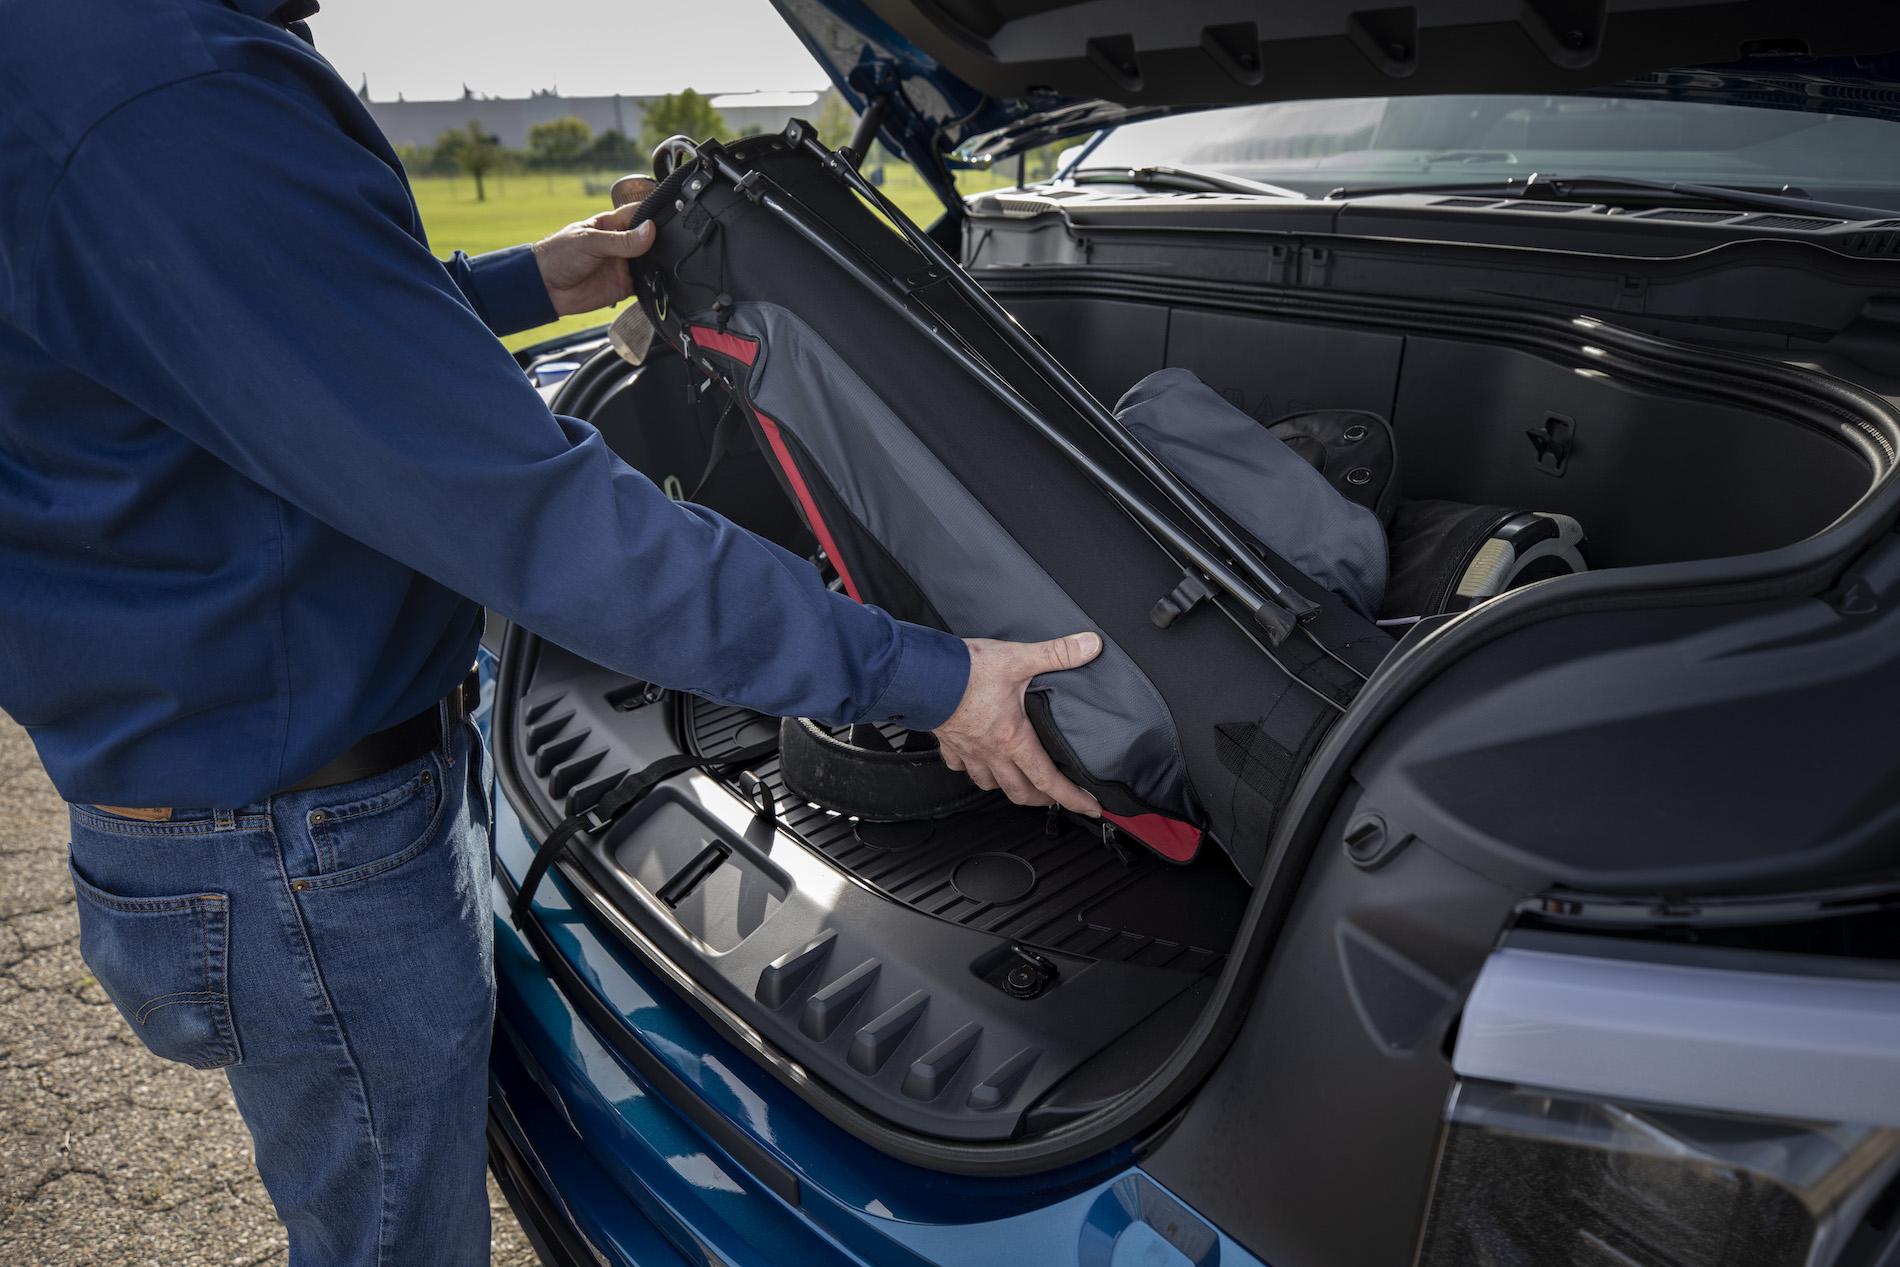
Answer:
[{"left": 687, "top": 700, "right": 1242, "bottom": 971}]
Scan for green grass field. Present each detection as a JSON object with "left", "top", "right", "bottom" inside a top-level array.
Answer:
[{"left": 412, "top": 163, "right": 1011, "bottom": 351}]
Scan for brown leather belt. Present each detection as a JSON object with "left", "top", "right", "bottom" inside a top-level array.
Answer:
[{"left": 286, "top": 669, "right": 480, "bottom": 793}]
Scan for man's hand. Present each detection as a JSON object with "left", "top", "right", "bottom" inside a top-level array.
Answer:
[
  {"left": 533, "top": 176, "right": 657, "bottom": 316},
  {"left": 934, "top": 633, "right": 1104, "bottom": 817}
]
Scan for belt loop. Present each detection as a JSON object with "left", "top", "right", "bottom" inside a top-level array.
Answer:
[
  {"left": 213, "top": 808, "right": 237, "bottom": 832},
  {"left": 440, "top": 699, "right": 455, "bottom": 767}
]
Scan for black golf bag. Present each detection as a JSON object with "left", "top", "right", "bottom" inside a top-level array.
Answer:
[{"left": 628, "top": 126, "right": 1399, "bottom": 877}]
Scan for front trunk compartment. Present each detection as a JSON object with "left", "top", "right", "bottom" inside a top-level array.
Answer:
[
  {"left": 991, "top": 276, "right": 1883, "bottom": 572},
  {"left": 498, "top": 631, "right": 1241, "bottom": 1141},
  {"left": 496, "top": 201, "right": 1900, "bottom": 1175}
]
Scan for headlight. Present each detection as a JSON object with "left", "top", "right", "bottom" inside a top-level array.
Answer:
[
  {"left": 1416, "top": 1080, "right": 1900, "bottom": 1266},
  {"left": 1424, "top": 938, "right": 1900, "bottom": 1266}
]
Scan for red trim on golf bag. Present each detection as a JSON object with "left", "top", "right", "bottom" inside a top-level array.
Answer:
[
  {"left": 687, "top": 324, "right": 863, "bottom": 602},
  {"left": 687, "top": 324, "right": 759, "bottom": 366},
  {"left": 1102, "top": 810, "right": 1203, "bottom": 863},
  {"left": 751, "top": 408, "right": 863, "bottom": 603}
]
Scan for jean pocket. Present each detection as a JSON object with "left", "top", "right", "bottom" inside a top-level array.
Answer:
[
  {"left": 304, "top": 755, "right": 446, "bottom": 884},
  {"left": 298, "top": 754, "right": 453, "bottom": 892},
  {"left": 69, "top": 863, "right": 240, "bottom": 1070}
]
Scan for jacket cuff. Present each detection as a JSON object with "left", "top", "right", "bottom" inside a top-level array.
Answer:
[
  {"left": 866, "top": 623, "right": 970, "bottom": 732},
  {"left": 461, "top": 245, "right": 558, "bottom": 338}
]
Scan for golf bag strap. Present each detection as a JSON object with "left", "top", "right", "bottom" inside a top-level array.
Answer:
[
  {"left": 510, "top": 734, "right": 779, "bottom": 927},
  {"left": 685, "top": 397, "right": 747, "bottom": 502}
]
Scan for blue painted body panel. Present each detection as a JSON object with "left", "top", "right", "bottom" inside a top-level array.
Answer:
[{"left": 473, "top": 649, "right": 1268, "bottom": 1266}]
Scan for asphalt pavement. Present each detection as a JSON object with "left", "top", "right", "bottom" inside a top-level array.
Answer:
[{"left": 0, "top": 714, "right": 537, "bottom": 1265}]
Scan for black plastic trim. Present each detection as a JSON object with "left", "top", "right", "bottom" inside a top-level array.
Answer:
[
  {"left": 1523, "top": 872, "right": 1900, "bottom": 929},
  {"left": 964, "top": 180, "right": 1900, "bottom": 270}
]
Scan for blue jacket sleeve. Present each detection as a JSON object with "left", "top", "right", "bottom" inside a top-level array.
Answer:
[
  {"left": 25, "top": 71, "right": 970, "bottom": 730},
  {"left": 441, "top": 244, "right": 560, "bottom": 338}
]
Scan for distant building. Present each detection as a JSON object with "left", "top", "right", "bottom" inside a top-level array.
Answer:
[{"left": 358, "top": 82, "right": 829, "bottom": 151}]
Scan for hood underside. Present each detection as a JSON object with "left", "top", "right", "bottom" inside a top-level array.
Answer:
[{"left": 771, "top": 0, "right": 1900, "bottom": 164}]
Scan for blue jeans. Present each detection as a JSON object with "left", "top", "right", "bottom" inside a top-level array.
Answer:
[{"left": 66, "top": 716, "right": 495, "bottom": 1266}]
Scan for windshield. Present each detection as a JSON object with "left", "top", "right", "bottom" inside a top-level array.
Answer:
[{"left": 1075, "top": 95, "right": 1900, "bottom": 212}]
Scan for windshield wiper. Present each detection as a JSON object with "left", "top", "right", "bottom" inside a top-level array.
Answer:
[
  {"left": 1070, "top": 164, "right": 1304, "bottom": 200},
  {"left": 1324, "top": 173, "right": 1896, "bottom": 222}
]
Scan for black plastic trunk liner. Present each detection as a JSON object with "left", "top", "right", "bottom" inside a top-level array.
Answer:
[
  {"left": 506, "top": 641, "right": 1246, "bottom": 1140},
  {"left": 685, "top": 699, "right": 1244, "bottom": 972}
]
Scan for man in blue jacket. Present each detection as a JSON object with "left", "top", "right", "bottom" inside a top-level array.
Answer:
[{"left": 0, "top": 1, "right": 1102, "bottom": 1260}]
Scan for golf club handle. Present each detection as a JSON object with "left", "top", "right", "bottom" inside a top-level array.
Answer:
[{"left": 609, "top": 174, "right": 652, "bottom": 208}]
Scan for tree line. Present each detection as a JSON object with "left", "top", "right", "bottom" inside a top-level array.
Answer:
[
  {"left": 399, "top": 89, "right": 728, "bottom": 201},
  {"left": 396, "top": 86, "right": 1064, "bottom": 202}
]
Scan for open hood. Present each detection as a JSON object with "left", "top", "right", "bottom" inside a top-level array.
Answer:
[{"left": 771, "top": 0, "right": 1900, "bottom": 170}]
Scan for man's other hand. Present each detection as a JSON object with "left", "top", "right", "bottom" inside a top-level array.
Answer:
[
  {"left": 533, "top": 177, "right": 657, "bottom": 316},
  {"left": 934, "top": 633, "right": 1104, "bottom": 816}
]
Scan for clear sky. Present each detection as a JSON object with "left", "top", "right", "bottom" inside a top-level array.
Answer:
[{"left": 311, "top": 0, "right": 831, "bottom": 102}]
